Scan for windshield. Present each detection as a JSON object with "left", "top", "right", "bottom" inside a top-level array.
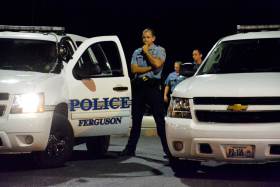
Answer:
[
  {"left": 0, "top": 38, "right": 58, "bottom": 73},
  {"left": 198, "top": 38, "right": 280, "bottom": 74}
]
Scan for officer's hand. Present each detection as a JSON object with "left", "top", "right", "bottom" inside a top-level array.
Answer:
[
  {"left": 164, "top": 95, "right": 169, "bottom": 103},
  {"left": 142, "top": 44, "right": 149, "bottom": 54}
]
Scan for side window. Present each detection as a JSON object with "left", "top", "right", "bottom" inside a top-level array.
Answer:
[
  {"left": 76, "top": 41, "right": 82, "bottom": 47},
  {"left": 100, "top": 42, "right": 123, "bottom": 76},
  {"left": 73, "top": 41, "right": 123, "bottom": 79}
]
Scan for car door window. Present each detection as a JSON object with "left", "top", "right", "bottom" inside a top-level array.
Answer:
[{"left": 73, "top": 41, "right": 123, "bottom": 79}]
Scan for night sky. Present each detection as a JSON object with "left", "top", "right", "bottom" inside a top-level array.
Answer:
[{"left": 1, "top": 0, "right": 280, "bottom": 78}]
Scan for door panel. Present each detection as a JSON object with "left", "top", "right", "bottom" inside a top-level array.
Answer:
[{"left": 65, "top": 36, "right": 131, "bottom": 137}]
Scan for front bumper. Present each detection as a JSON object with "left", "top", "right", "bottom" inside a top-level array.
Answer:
[
  {"left": 0, "top": 112, "right": 53, "bottom": 153},
  {"left": 166, "top": 117, "right": 280, "bottom": 163}
]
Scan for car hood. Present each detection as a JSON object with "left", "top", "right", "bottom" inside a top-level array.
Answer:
[
  {"left": 0, "top": 70, "right": 54, "bottom": 94},
  {"left": 173, "top": 73, "right": 280, "bottom": 98}
]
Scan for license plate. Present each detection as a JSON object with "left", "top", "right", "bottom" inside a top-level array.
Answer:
[{"left": 225, "top": 145, "right": 255, "bottom": 158}]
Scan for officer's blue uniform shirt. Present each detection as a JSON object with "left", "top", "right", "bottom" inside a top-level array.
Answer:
[
  {"left": 165, "top": 72, "right": 186, "bottom": 93},
  {"left": 131, "top": 44, "right": 166, "bottom": 79}
]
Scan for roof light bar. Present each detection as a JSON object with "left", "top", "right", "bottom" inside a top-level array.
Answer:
[
  {"left": 237, "top": 25, "right": 280, "bottom": 33},
  {"left": 0, "top": 25, "right": 65, "bottom": 34}
]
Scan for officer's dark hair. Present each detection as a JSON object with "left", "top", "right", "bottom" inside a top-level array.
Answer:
[
  {"left": 193, "top": 48, "right": 202, "bottom": 55},
  {"left": 143, "top": 28, "right": 156, "bottom": 37}
]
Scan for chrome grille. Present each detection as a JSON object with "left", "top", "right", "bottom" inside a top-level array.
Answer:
[
  {"left": 196, "top": 110, "right": 280, "bottom": 123},
  {"left": 193, "top": 97, "right": 280, "bottom": 105},
  {"left": 194, "top": 97, "right": 280, "bottom": 123}
]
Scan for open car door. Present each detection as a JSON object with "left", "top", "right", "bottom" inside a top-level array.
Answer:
[{"left": 65, "top": 36, "right": 131, "bottom": 137}]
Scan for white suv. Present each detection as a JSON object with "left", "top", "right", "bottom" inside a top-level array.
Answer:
[
  {"left": 166, "top": 25, "right": 280, "bottom": 173},
  {"left": 0, "top": 25, "right": 131, "bottom": 168}
]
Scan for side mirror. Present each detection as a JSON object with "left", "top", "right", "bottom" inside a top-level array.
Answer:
[
  {"left": 180, "top": 62, "right": 195, "bottom": 77},
  {"left": 73, "top": 63, "right": 102, "bottom": 80},
  {"left": 58, "top": 43, "right": 73, "bottom": 62}
]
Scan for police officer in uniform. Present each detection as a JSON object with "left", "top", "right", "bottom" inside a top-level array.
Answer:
[
  {"left": 192, "top": 48, "right": 203, "bottom": 71},
  {"left": 120, "top": 28, "right": 170, "bottom": 157},
  {"left": 164, "top": 61, "right": 186, "bottom": 104}
]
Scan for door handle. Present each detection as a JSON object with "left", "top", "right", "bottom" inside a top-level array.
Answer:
[{"left": 113, "top": 86, "right": 128, "bottom": 91}]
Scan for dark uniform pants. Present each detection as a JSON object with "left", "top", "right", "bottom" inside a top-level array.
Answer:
[{"left": 126, "top": 79, "right": 170, "bottom": 155}]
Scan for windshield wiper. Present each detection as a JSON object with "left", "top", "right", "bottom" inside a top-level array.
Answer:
[
  {"left": 259, "top": 67, "right": 280, "bottom": 72},
  {"left": 0, "top": 65, "right": 33, "bottom": 71}
]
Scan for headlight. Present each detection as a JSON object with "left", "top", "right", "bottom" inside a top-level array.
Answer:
[
  {"left": 167, "top": 97, "right": 192, "bottom": 118},
  {"left": 10, "top": 93, "right": 45, "bottom": 114}
]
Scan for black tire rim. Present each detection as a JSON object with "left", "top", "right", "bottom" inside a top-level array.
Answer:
[{"left": 46, "top": 134, "right": 67, "bottom": 158}]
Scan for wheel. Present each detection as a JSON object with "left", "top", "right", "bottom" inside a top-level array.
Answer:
[
  {"left": 169, "top": 155, "right": 200, "bottom": 174},
  {"left": 86, "top": 136, "right": 110, "bottom": 157},
  {"left": 32, "top": 114, "right": 74, "bottom": 168}
]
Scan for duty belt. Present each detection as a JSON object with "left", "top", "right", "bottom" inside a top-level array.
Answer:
[
  {"left": 141, "top": 76, "right": 149, "bottom": 81},
  {"left": 134, "top": 76, "right": 161, "bottom": 87}
]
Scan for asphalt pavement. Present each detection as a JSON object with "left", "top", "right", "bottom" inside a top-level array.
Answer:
[{"left": 1, "top": 136, "right": 280, "bottom": 187}]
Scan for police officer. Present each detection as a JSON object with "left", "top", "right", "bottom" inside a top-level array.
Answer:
[
  {"left": 120, "top": 28, "right": 170, "bottom": 157},
  {"left": 164, "top": 61, "right": 186, "bottom": 104},
  {"left": 192, "top": 48, "right": 203, "bottom": 71}
]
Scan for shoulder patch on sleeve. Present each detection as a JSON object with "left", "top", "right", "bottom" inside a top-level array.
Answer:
[{"left": 157, "top": 46, "right": 166, "bottom": 61}]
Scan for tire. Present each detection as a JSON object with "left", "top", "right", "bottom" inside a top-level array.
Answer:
[
  {"left": 86, "top": 136, "right": 110, "bottom": 157},
  {"left": 169, "top": 155, "right": 200, "bottom": 174},
  {"left": 32, "top": 114, "right": 74, "bottom": 168}
]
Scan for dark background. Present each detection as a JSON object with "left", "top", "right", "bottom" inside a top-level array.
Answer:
[{"left": 1, "top": 0, "right": 280, "bottom": 78}]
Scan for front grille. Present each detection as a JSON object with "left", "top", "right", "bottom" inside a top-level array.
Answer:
[
  {"left": 0, "top": 105, "right": 6, "bottom": 116},
  {"left": 195, "top": 110, "right": 280, "bottom": 123},
  {"left": 193, "top": 97, "right": 280, "bottom": 105},
  {"left": 0, "top": 93, "right": 9, "bottom": 100}
]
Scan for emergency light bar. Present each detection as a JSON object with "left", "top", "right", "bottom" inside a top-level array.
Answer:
[
  {"left": 0, "top": 25, "right": 65, "bottom": 34},
  {"left": 237, "top": 25, "right": 280, "bottom": 33}
]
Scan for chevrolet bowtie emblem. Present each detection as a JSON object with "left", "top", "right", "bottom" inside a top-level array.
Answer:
[{"left": 227, "top": 104, "right": 248, "bottom": 112}]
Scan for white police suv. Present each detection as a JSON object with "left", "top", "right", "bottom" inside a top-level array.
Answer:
[
  {"left": 0, "top": 25, "right": 131, "bottom": 168},
  {"left": 166, "top": 25, "right": 280, "bottom": 173}
]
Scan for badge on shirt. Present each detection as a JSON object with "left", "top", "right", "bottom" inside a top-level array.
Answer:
[{"left": 136, "top": 55, "right": 144, "bottom": 65}]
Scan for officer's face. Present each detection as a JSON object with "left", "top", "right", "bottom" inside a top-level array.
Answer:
[
  {"left": 174, "top": 63, "right": 180, "bottom": 73},
  {"left": 142, "top": 31, "right": 155, "bottom": 46},
  {"left": 192, "top": 50, "right": 202, "bottom": 64}
]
